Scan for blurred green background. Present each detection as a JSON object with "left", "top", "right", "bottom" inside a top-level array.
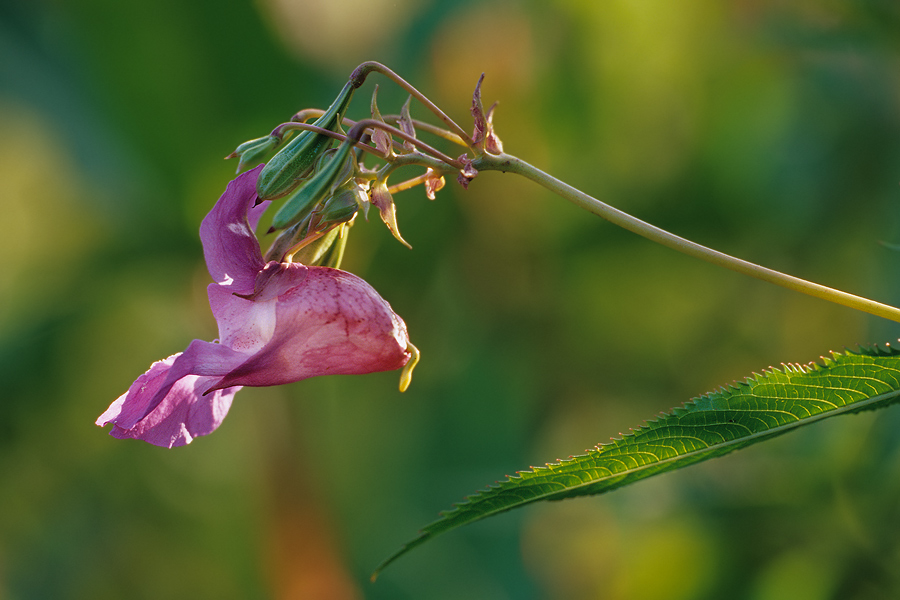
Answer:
[{"left": 3, "top": 0, "right": 900, "bottom": 598}]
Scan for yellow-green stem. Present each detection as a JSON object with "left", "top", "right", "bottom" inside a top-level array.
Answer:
[{"left": 475, "top": 152, "right": 900, "bottom": 323}]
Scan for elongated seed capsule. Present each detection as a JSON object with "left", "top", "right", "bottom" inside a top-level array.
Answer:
[
  {"left": 226, "top": 135, "right": 280, "bottom": 174},
  {"left": 313, "top": 181, "right": 364, "bottom": 227},
  {"left": 270, "top": 139, "right": 355, "bottom": 231},
  {"left": 256, "top": 81, "right": 355, "bottom": 200}
]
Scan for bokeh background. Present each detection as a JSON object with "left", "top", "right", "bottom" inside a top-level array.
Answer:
[{"left": 3, "top": 0, "right": 900, "bottom": 598}]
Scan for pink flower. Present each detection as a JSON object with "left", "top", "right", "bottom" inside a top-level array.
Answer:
[{"left": 97, "top": 166, "right": 413, "bottom": 448}]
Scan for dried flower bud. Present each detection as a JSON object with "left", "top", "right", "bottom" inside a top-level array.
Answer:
[
  {"left": 424, "top": 168, "right": 445, "bottom": 200},
  {"left": 484, "top": 102, "right": 504, "bottom": 154},
  {"left": 371, "top": 180, "right": 411, "bottom": 248},
  {"left": 471, "top": 74, "right": 503, "bottom": 155},
  {"left": 457, "top": 155, "right": 478, "bottom": 190},
  {"left": 398, "top": 96, "right": 417, "bottom": 153},
  {"left": 370, "top": 85, "right": 393, "bottom": 157}
]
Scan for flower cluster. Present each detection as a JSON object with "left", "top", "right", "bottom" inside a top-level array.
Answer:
[{"left": 98, "top": 63, "right": 500, "bottom": 448}]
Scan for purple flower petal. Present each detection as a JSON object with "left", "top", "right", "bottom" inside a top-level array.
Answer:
[
  {"left": 133, "top": 339, "right": 252, "bottom": 422},
  {"left": 207, "top": 283, "right": 277, "bottom": 353},
  {"left": 209, "top": 267, "right": 411, "bottom": 390},
  {"left": 96, "top": 353, "right": 240, "bottom": 448},
  {"left": 200, "top": 165, "right": 268, "bottom": 295}
]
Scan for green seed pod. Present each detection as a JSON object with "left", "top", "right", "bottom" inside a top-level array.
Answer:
[
  {"left": 313, "top": 181, "right": 364, "bottom": 227},
  {"left": 256, "top": 81, "right": 355, "bottom": 200},
  {"left": 226, "top": 135, "right": 280, "bottom": 174},
  {"left": 269, "top": 139, "right": 355, "bottom": 231}
]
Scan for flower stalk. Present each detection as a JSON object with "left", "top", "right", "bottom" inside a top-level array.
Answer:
[
  {"left": 350, "top": 61, "right": 475, "bottom": 149},
  {"left": 473, "top": 152, "right": 900, "bottom": 323}
]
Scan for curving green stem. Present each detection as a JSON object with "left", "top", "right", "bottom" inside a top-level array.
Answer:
[
  {"left": 381, "top": 114, "right": 467, "bottom": 146},
  {"left": 350, "top": 61, "right": 476, "bottom": 150},
  {"left": 347, "top": 118, "right": 463, "bottom": 168},
  {"left": 474, "top": 152, "right": 900, "bottom": 324}
]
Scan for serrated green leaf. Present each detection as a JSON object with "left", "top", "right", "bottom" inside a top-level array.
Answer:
[{"left": 373, "top": 344, "right": 900, "bottom": 578}]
